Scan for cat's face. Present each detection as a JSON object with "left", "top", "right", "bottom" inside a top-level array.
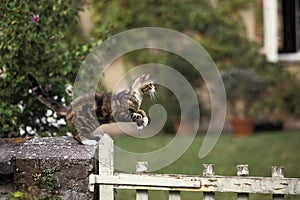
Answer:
[
  {"left": 131, "top": 74, "right": 156, "bottom": 100},
  {"left": 140, "top": 79, "right": 155, "bottom": 100}
]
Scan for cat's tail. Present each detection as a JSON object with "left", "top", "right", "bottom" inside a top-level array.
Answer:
[{"left": 27, "top": 74, "right": 69, "bottom": 116}]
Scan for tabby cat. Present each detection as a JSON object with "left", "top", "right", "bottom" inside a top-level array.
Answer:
[{"left": 28, "top": 74, "right": 156, "bottom": 145}]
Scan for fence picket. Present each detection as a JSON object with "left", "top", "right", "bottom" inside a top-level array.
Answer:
[
  {"left": 203, "top": 164, "right": 216, "bottom": 200},
  {"left": 136, "top": 162, "right": 149, "bottom": 200},
  {"left": 89, "top": 136, "right": 300, "bottom": 200},
  {"left": 169, "top": 191, "right": 180, "bottom": 200},
  {"left": 272, "top": 166, "right": 285, "bottom": 200},
  {"left": 136, "top": 190, "right": 148, "bottom": 200},
  {"left": 98, "top": 134, "right": 114, "bottom": 200},
  {"left": 237, "top": 165, "right": 250, "bottom": 200}
]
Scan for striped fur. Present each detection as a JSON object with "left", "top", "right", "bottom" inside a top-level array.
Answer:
[{"left": 28, "top": 74, "right": 155, "bottom": 144}]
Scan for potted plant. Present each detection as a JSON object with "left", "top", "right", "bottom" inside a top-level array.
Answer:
[{"left": 222, "top": 69, "right": 263, "bottom": 136}]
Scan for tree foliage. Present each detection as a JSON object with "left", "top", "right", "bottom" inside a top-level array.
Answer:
[
  {"left": 2, "top": 0, "right": 300, "bottom": 137},
  {"left": 90, "top": 0, "right": 300, "bottom": 124},
  {"left": 0, "top": 0, "right": 94, "bottom": 137},
  {"left": 90, "top": 0, "right": 259, "bottom": 69},
  {"left": 90, "top": 0, "right": 266, "bottom": 131}
]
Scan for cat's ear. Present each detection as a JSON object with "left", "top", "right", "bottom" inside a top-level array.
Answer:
[{"left": 140, "top": 73, "right": 150, "bottom": 82}]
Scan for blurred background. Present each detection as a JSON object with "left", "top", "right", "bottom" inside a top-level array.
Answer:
[{"left": 1, "top": 0, "right": 300, "bottom": 137}]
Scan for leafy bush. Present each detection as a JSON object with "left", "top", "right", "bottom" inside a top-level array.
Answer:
[
  {"left": 257, "top": 66, "right": 300, "bottom": 120},
  {"left": 89, "top": 0, "right": 261, "bottom": 132},
  {"left": 2, "top": 0, "right": 298, "bottom": 136},
  {"left": 90, "top": 0, "right": 258, "bottom": 69},
  {"left": 222, "top": 69, "right": 262, "bottom": 118},
  {"left": 0, "top": 0, "right": 94, "bottom": 137},
  {"left": 90, "top": 0, "right": 300, "bottom": 125}
]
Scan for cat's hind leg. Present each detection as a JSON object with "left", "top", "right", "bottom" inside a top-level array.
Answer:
[
  {"left": 72, "top": 132, "right": 84, "bottom": 145},
  {"left": 80, "top": 126, "right": 106, "bottom": 145}
]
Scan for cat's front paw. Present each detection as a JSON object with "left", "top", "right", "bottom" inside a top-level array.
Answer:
[
  {"left": 143, "top": 117, "right": 149, "bottom": 127},
  {"left": 137, "top": 117, "right": 149, "bottom": 130}
]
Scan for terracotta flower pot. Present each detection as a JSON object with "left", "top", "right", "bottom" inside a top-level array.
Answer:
[{"left": 230, "top": 118, "right": 254, "bottom": 136}]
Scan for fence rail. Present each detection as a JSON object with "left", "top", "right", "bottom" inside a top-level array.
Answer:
[{"left": 89, "top": 135, "right": 300, "bottom": 200}]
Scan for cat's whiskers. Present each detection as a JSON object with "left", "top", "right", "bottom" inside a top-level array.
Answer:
[{"left": 149, "top": 91, "right": 156, "bottom": 102}]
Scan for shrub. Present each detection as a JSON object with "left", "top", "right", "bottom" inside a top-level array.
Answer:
[{"left": 0, "top": 0, "right": 91, "bottom": 137}]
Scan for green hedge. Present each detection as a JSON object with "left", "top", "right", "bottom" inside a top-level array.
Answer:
[{"left": 0, "top": 0, "right": 96, "bottom": 137}]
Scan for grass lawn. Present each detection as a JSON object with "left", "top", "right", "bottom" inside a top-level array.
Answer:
[{"left": 112, "top": 132, "right": 300, "bottom": 200}]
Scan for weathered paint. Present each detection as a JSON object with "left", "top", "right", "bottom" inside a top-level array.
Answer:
[
  {"left": 89, "top": 173, "right": 300, "bottom": 195},
  {"left": 89, "top": 135, "right": 300, "bottom": 200}
]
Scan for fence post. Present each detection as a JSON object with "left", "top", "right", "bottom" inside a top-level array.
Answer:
[
  {"left": 203, "top": 164, "right": 215, "bottom": 200},
  {"left": 237, "top": 165, "right": 250, "bottom": 200},
  {"left": 272, "top": 166, "right": 285, "bottom": 200},
  {"left": 136, "top": 162, "right": 149, "bottom": 200},
  {"left": 98, "top": 134, "right": 114, "bottom": 200}
]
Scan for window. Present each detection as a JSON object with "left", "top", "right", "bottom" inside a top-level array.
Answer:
[
  {"left": 263, "top": 0, "right": 300, "bottom": 62},
  {"left": 280, "top": 0, "right": 297, "bottom": 53}
]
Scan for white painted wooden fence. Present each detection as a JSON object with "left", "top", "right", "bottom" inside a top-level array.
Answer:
[{"left": 89, "top": 135, "right": 300, "bottom": 200}]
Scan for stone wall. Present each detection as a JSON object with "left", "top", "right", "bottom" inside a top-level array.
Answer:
[{"left": 0, "top": 136, "right": 98, "bottom": 200}]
